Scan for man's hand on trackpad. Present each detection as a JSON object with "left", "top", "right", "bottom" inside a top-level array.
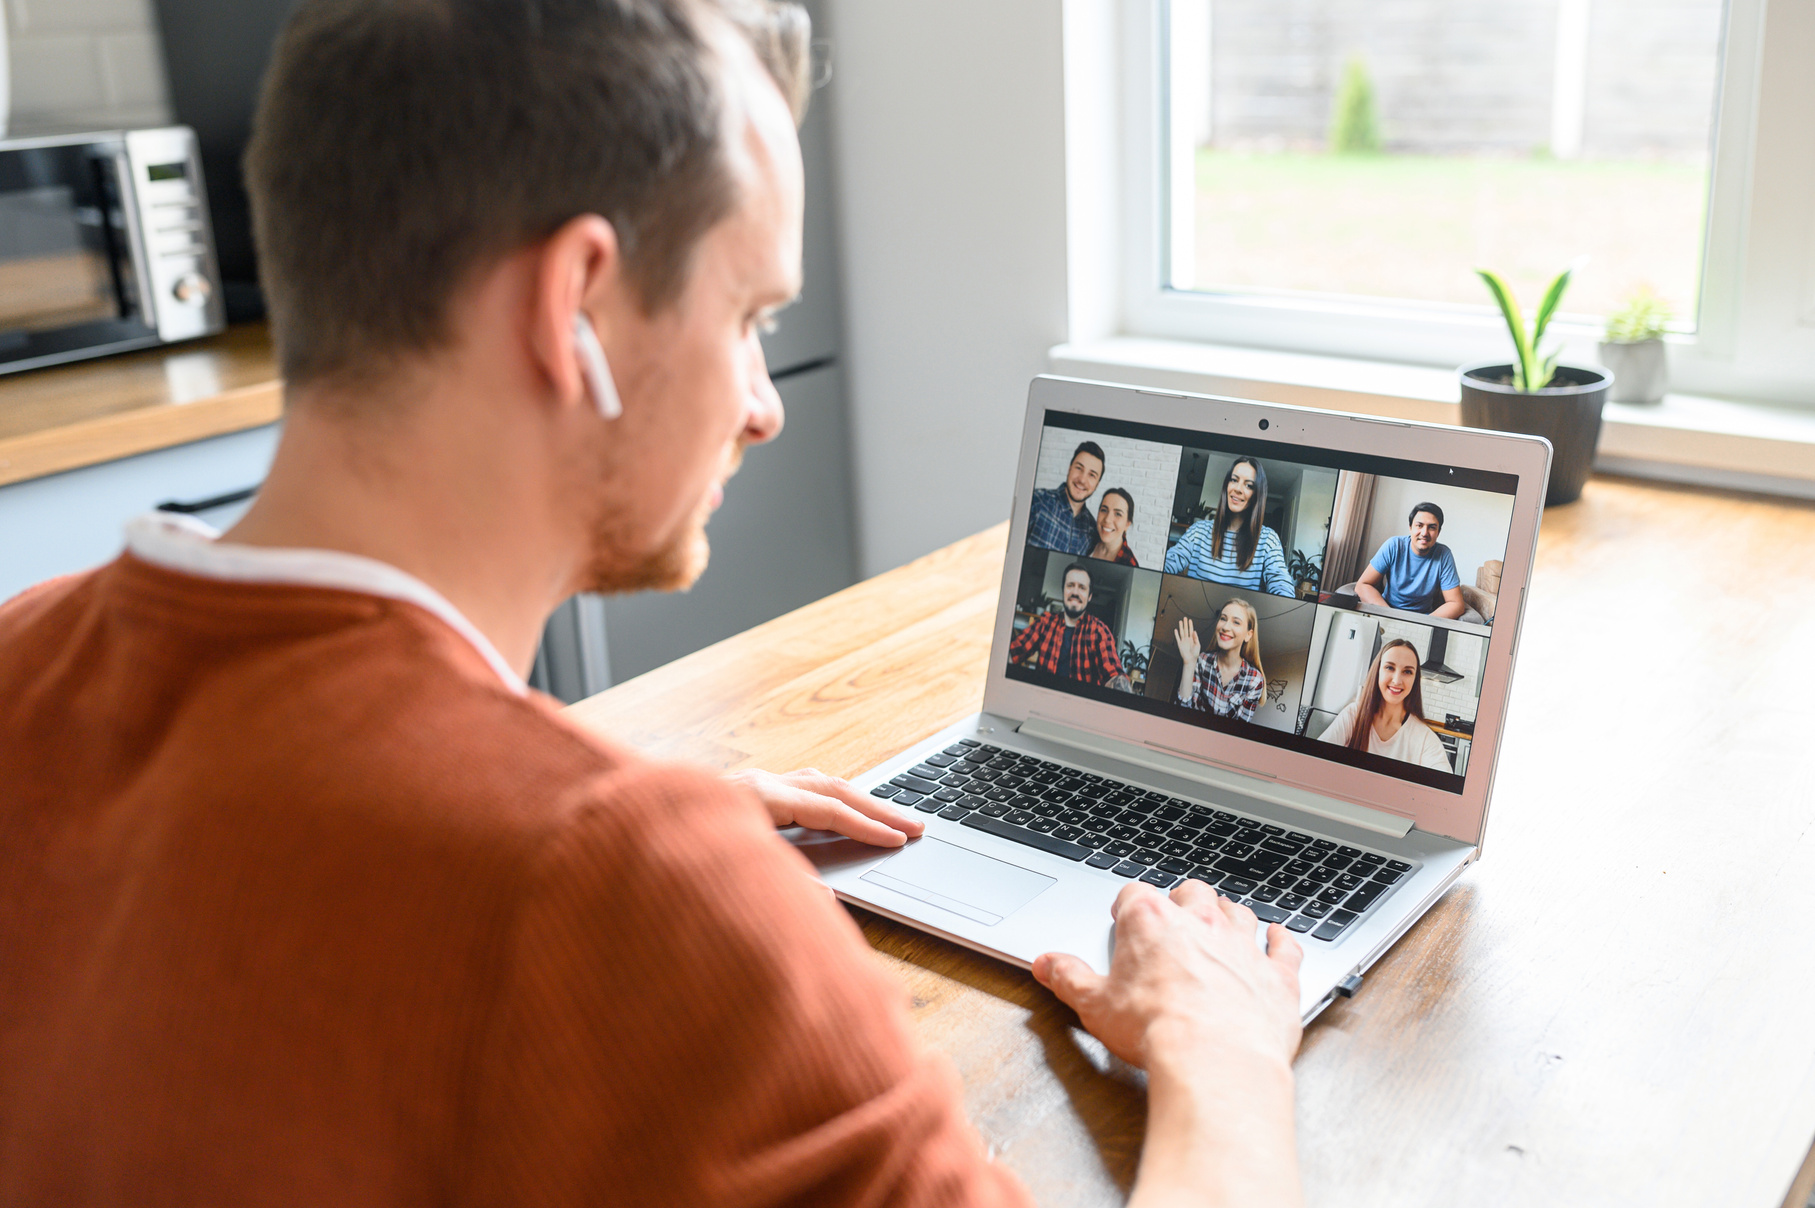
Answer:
[
  {"left": 1031, "top": 881, "right": 1306, "bottom": 1208},
  {"left": 731, "top": 768, "right": 926, "bottom": 848}
]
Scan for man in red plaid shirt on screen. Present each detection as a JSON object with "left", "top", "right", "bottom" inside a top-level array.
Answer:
[{"left": 1010, "top": 563, "right": 1131, "bottom": 689}]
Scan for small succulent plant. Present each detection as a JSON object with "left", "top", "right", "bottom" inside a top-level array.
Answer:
[{"left": 1604, "top": 286, "right": 1673, "bottom": 343}]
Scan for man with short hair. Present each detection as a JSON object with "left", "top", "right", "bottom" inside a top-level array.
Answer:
[
  {"left": 0, "top": 2, "right": 1305, "bottom": 1204},
  {"left": 1009, "top": 562, "right": 1131, "bottom": 689},
  {"left": 1357, "top": 502, "right": 1466, "bottom": 618},
  {"left": 1027, "top": 440, "right": 1105, "bottom": 555}
]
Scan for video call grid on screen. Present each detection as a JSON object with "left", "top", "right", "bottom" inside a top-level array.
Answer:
[{"left": 1009, "top": 411, "right": 1518, "bottom": 794}]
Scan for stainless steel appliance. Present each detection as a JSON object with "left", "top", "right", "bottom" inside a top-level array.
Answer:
[{"left": 0, "top": 126, "right": 224, "bottom": 375}]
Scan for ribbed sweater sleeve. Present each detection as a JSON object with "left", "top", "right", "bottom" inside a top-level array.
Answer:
[{"left": 460, "top": 762, "right": 1033, "bottom": 1208}]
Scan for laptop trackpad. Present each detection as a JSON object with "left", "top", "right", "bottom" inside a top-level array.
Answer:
[{"left": 861, "top": 838, "right": 1055, "bottom": 926}]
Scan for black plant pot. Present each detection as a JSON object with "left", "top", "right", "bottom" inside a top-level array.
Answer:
[{"left": 1458, "top": 362, "right": 1611, "bottom": 507}]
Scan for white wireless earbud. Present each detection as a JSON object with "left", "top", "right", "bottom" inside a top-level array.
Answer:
[{"left": 571, "top": 313, "right": 622, "bottom": 420}]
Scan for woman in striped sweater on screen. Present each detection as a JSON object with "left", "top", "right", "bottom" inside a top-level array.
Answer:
[{"left": 1163, "top": 457, "right": 1295, "bottom": 597}]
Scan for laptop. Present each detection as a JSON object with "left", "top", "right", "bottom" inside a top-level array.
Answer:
[{"left": 803, "top": 375, "right": 1549, "bottom": 1022}]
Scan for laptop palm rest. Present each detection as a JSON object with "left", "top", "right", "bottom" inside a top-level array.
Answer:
[{"left": 861, "top": 839, "right": 1055, "bottom": 926}]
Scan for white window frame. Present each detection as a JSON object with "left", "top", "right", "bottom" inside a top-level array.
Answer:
[{"left": 1111, "top": 0, "right": 1815, "bottom": 407}]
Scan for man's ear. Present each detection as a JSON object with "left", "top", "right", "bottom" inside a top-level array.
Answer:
[{"left": 529, "top": 214, "right": 622, "bottom": 413}]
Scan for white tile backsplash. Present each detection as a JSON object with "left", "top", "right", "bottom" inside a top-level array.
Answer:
[
  {"left": 1376, "top": 615, "right": 1485, "bottom": 725},
  {"left": 5, "top": 0, "right": 171, "bottom": 135},
  {"left": 9, "top": 32, "right": 104, "bottom": 114},
  {"left": 97, "top": 29, "right": 166, "bottom": 108},
  {"left": 13, "top": 0, "right": 151, "bottom": 34}
]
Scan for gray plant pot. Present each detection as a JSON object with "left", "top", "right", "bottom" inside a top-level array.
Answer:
[
  {"left": 1598, "top": 338, "right": 1667, "bottom": 404},
  {"left": 1458, "top": 362, "right": 1610, "bottom": 507}
]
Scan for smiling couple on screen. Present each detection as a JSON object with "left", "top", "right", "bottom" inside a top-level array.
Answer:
[{"left": 1026, "top": 440, "right": 1142, "bottom": 566}]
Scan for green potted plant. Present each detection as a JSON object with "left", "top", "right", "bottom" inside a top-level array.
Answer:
[
  {"left": 1599, "top": 286, "right": 1671, "bottom": 404},
  {"left": 1285, "top": 548, "right": 1322, "bottom": 600},
  {"left": 1460, "top": 263, "right": 1611, "bottom": 507},
  {"left": 1119, "top": 639, "right": 1151, "bottom": 689}
]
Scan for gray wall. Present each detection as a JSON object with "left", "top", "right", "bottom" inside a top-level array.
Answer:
[
  {"left": 1207, "top": 0, "right": 1724, "bottom": 156},
  {"left": 819, "top": 0, "right": 1070, "bottom": 577}
]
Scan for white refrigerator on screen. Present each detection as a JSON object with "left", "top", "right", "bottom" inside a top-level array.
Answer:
[{"left": 1304, "top": 613, "right": 1379, "bottom": 740}]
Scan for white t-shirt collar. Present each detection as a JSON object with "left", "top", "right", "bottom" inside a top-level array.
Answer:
[{"left": 123, "top": 511, "right": 527, "bottom": 696}]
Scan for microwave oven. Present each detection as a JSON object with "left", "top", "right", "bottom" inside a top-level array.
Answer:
[{"left": 0, "top": 126, "right": 226, "bottom": 376}]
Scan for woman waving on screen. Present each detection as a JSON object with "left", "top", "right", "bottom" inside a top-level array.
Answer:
[
  {"left": 1174, "top": 599, "right": 1266, "bottom": 721},
  {"left": 1162, "top": 458, "right": 1294, "bottom": 596},
  {"left": 1316, "top": 638, "right": 1452, "bottom": 770}
]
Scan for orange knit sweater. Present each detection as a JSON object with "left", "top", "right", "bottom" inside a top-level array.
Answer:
[{"left": 0, "top": 554, "right": 1031, "bottom": 1207}]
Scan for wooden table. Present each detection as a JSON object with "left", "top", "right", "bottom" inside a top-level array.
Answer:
[{"left": 565, "top": 475, "right": 1815, "bottom": 1208}]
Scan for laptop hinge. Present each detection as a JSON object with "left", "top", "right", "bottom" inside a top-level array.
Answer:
[{"left": 1016, "top": 717, "right": 1415, "bottom": 839}]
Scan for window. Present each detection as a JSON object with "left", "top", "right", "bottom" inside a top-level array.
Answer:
[
  {"left": 1115, "top": 0, "right": 1815, "bottom": 405},
  {"left": 1167, "top": 0, "right": 1721, "bottom": 322}
]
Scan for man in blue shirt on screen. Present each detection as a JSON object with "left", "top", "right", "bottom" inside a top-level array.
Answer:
[
  {"left": 1026, "top": 441, "right": 1103, "bottom": 555},
  {"left": 1356, "top": 501, "right": 1467, "bottom": 619}
]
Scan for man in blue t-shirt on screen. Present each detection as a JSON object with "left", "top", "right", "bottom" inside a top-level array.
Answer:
[{"left": 1356, "top": 502, "right": 1467, "bottom": 619}]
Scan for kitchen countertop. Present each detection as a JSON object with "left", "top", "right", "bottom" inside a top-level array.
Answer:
[{"left": 0, "top": 324, "right": 281, "bottom": 489}]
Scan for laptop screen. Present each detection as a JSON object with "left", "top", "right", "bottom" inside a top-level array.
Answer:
[{"left": 1008, "top": 411, "right": 1519, "bottom": 794}]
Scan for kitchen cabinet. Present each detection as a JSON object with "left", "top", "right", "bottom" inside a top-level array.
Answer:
[{"left": 0, "top": 423, "right": 279, "bottom": 601}]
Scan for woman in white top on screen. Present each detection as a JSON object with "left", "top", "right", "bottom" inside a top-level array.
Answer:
[
  {"left": 1315, "top": 638, "right": 1452, "bottom": 771},
  {"left": 1162, "top": 458, "right": 1294, "bottom": 596}
]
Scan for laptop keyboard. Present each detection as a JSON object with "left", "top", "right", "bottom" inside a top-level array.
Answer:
[{"left": 868, "top": 740, "right": 1415, "bottom": 943}]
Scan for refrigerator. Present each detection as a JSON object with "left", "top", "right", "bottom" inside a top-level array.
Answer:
[{"left": 1301, "top": 613, "right": 1379, "bottom": 741}]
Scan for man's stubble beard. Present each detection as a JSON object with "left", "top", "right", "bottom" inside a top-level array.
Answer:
[
  {"left": 578, "top": 514, "right": 707, "bottom": 595},
  {"left": 575, "top": 442, "right": 744, "bottom": 596}
]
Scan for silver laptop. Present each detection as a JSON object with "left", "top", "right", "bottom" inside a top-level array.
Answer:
[{"left": 804, "top": 375, "right": 1549, "bottom": 1022}]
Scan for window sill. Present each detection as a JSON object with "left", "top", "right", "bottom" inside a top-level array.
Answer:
[{"left": 1049, "top": 337, "right": 1815, "bottom": 501}]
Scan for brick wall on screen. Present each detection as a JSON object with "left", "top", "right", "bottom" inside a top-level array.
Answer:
[
  {"left": 4, "top": 0, "right": 172, "bottom": 136},
  {"left": 1031, "top": 428, "right": 1182, "bottom": 568}
]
